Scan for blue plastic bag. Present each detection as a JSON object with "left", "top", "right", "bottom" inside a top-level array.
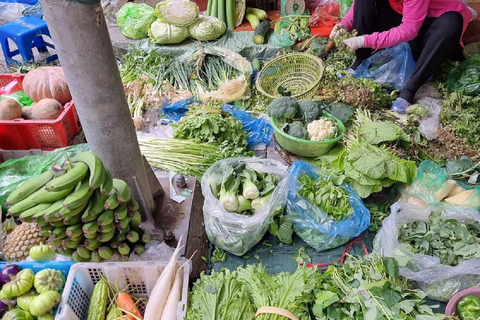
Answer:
[
  {"left": 354, "top": 42, "right": 417, "bottom": 90},
  {"left": 286, "top": 161, "right": 370, "bottom": 252},
  {"left": 223, "top": 104, "right": 273, "bottom": 147},
  {"left": 159, "top": 98, "right": 197, "bottom": 123}
]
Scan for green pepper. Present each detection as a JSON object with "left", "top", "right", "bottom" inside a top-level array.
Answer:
[{"left": 458, "top": 295, "right": 480, "bottom": 320}]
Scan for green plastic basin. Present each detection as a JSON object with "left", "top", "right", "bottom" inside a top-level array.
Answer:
[{"left": 271, "top": 112, "right": 345, "bottom": 157}]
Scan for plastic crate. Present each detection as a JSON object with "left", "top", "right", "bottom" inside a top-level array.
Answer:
[
  {"left": 0, "top": 261, "right": 75, "bottom": 317},
  {"left": 56, "top": 261, "right": 191, "bottom": 320},
  {"left": 0, "top": 74, "right": 81, "bottom": 150}
]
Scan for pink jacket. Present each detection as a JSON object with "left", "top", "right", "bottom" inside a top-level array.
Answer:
[{"left": 340, "top": 0, "right": 474, "bottom": 49}]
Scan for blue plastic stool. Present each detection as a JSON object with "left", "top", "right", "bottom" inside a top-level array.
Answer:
[{"left": 0, "top": 16, "right": 57, "bottom": 68}]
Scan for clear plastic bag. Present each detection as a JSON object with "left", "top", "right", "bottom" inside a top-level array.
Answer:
[
  {"left": 354, "top": 42, "right": 417, "bottom": 90},
  {"left": 374, "top": 202, "right": 480, "bottom": 301},
  {"left": 309, "top": 0, "right": 340, "bottom": 28},
  {"left": 201, "top": 158, "right": 289, "bottom": 256},
  {"left": 116, "top": 3, "right": 156, "bottom": 39},
  {"left": 285, "top": 161, "right": 370, "bottom": 252},
  {"left": 222, "top": 104, "right": 273, "bottom": 147},
  {"left": 447, "top": 54, "right": 480, "bottom": 96},
  {"left": 0, "top": 90, "right": 34, "bottom": 107},
  {"left": 399, "top": 161, "right": 480, "bottom": 210},
  {"left": 416, "top": 97, "right": 441, "bottom": 141}
]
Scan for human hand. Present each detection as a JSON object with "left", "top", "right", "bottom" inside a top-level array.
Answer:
[
  {"left": 342, "top": 36, "right": 365, "bottom": 53},
  {"left": 329, "top": 24, "right": 347, "bottom": 39}
]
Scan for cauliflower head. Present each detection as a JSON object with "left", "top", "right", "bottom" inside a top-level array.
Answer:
[{"left": 307, "top": 118, "right": 337, "bottom": 141}]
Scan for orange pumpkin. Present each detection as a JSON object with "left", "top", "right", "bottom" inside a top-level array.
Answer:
[{"left": 23, "top": 67, "right": 72, "bottom": 104}]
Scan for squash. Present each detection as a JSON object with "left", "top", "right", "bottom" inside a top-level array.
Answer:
[
  {"left": 0, "top": 98, "right": 22, "bottom": 120},
  {"left": 23, "top": 67, "right": 72, "bottom": 104},
  {"left": 22, "top": 99, "right": 63, "bottom": 120}
]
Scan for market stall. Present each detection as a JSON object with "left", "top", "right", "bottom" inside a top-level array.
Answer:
[{"left": 0, "top": 0, "right": 479, "bottom": 319}]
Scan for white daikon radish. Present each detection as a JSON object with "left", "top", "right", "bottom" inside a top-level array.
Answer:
[
  {"left": 434, "top": 180, "right": 457, "bottom": 201},
  {"left": 143, "top": 237, "right": 183, "bottom": 320},
  {"left": 444, "top": 190, "right": 474, "bottom": 205},
  {"left": 448, "top": 184, "right": 467, "bottom": 198},
  {"left": 160, "top": 265, "right": 184, "bottom": 320}
]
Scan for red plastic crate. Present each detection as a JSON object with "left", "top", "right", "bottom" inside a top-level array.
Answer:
[{"left": 0, "top": 74, "right": 81, "bottom": 150}]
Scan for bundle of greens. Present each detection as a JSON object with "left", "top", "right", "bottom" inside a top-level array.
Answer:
[
  {"left": 186, "top": 264, "right": 321, "bottom": 320},
  {"left": 273, "top": 15, "right": 311, "bottom": 47},
  {"left": 173, "top": 109, "right": 248, "bottom": 153},
  {"left": 398, "top": 212, "right": 480, "bottom": 266},
  {"left": 440, "top": 92, "right": 480, "bottom": 150},
  {"left": 119, "top": 48, "right": 243, "bottom": 99},
  {"left": 313, "top": 255, "right": 444, "bottom": 320},
  {"left": 138, "top": 136, "right": 234, "bottom": 178},
  {"left": 312, "top": 111, "right": 417, "bottom": 198},
  {"left": 237, "top": 264, "right": 321, "bottom": 320},
  {"left": 186, "top": 269, "right": 255, "bottom": 320},
  {"left": 366, "top": 202, "right": 390, "bottom": 233},
  {"left": 316, "top": 75, "right": 393, "bottom": 110},
  {"left": 207, "top": 163, "right": 280, "bottom": 216},
  {"left": 298, "top": 174, "right": 353, "bottom": 221}
]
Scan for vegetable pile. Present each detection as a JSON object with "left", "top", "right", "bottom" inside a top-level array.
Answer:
[
  {"left": 267, "top": 96, "right": 340, "bottom": 141},
  {"left": 313, "top": 111, "right": 417, "bottom": 198},
  {"left": 313, "top": 255, "right": 444, "bottom": 319},
  {"left": 398, "top": 212, "right": 480, "bottom": 266},
  {"left": 4, "top": 151, "right": 151, "bottom": 262},
  {"left": 298, "top": 174, "right": 352, "bottom": 221},
  {"left": 0, "top": 264, "right": 65, "bottom": 319},
  {"left": 186, "top": 264, "right": 320, "bottom": 320},
  {"left": 0, "top": 67, "right": 70, "bottom": 121},
  {"left": 207, "top": 162, "right": 280, "bottom": 215}
]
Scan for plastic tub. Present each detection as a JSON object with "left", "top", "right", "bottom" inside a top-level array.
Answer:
[
  {"left": 56, "top": 261, "right": 191, "bottom": 320},
  {"left": 445, "top": 286, "right": 480, "bottom": 317},
  {"left": 271, "top": 111, "right": 345, "bottom": 157}
]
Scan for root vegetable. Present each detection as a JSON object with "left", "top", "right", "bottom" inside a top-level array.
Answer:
[
  {"left": 160, "top": 266, "right": 184, "bottom": 320},
  {"left": 444, "top": 190, "right": 474, "bottom": 205},
  {"left": 22, "top": 99, "right": 63, "bottom": 120},
  {"left": 0, "top": 98, "right": 22, "bottom": 120}
]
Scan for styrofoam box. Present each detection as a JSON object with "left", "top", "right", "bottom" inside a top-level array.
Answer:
[{"left": 55, "top": 261, "right": 190, "bottom": 320}]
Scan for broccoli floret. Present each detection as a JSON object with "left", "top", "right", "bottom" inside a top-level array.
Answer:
[
  {"left": 285, "top": 121, "right": 308, "bottom": 140},
  {"left": 267, "top": 96, "right": 299, "bottom": 122},
  {"left": 297, "top": 100, "right": 322, "bottom": 123}
]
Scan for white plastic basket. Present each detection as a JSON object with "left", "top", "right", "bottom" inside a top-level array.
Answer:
[{"left": 55, "top": 261, "right": 190, "bottom": 320}]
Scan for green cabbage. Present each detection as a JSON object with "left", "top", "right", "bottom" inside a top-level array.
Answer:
[
  {"left": 188, "top": 15, "right": 226, "bottom": 41},
  {"left": 116, "top": 3, "right": 156, "bottom": 39},
  {"left": 155, "top": 0, "right": 199, "bottom": 26},
  {"left": 148, "top": 19, "right": 189, "bottom": 44}
]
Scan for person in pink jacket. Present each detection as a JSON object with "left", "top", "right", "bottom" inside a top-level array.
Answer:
[{"left": 329, "top": 0, "right": 476, "bottom": 113}]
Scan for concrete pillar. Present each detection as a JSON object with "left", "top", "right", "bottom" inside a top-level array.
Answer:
[{"left": 39, "top": 0, "right": 156, "bottom": 221}]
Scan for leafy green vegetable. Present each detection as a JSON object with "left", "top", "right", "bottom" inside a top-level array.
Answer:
[
  {"left": 297, "top": 100, "right": 322, "bottom": 123},
  {"left": 398, "top": 212, "right": 480, "bottom": 266},
  {"left": 148, "top": 19, "right": 189, "bottom": 44},
  {"left": 366, "top": 202, "right": 390, "bottom": 233},
  {"left": 441, "top": 92, "right": 480, "bottom": 150},
  {"left": 237, "top": 264, "right": 321, "bottom": 320},
  {"left": 173, "top": 109, "right": 249, "bottom": 156},
  {"left": 283, "top": 121, "right": 308, "bottom": 140},
  {"left": 116, "top": 3, "right": 156, "bottom": 39},
  {"left": 298, "top": 175, "right": 352, "bottom": 221},
  {"left": 267, "top": 96, "right": 299, "bottom": 122},
  {"left": 186, "top": 269, "right": 255, "bottom": 320},
  {"left": 313, "top": 255, "right": 444, "bottom": 320},
  {"left": 269, "top": 208, "right": 293, "bottom": 244},
  {"left": 155, "top": 0, "right": 199, "bottom": 26},
  {"left": 355, "top": 109, "right": 410, "bottom": 145},
  {"left": 188, "top": 15, "right": 226, "bottom": 41}
]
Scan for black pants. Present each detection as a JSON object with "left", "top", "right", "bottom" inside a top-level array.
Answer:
[{"left": 352, "top": 0, "right": 464, "bottom": 102}]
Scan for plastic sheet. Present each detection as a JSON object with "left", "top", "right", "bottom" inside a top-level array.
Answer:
[
  {"left": 0, "top": 144, "right": 89, "bottom": 208},
  {"left": 374, "top": 202, "right": 480, "bottom": 301},
  {"left": 354, "top": 42, "right": 417, "bottom": 90},
  {"left": 222, "top": 104, "right": 273, "bottom": 147},
  {"left": 0, "top": 3, "right": 31, "bottom": 23},
  {"left": 416, "top": 97, "right": 441, "bottom": 141},
  {"left": 159, "top": 98, "right": 197, "bottom": 122},
  {"left": 286, "top": 161, "right": 370, "bottom": 252},
  {"left": 0, "top": 90, "right": 34, "bottom": 107},
  {"left": 201, "top": 158, "right": 289, "bottom": 256},
  {"left": 447, "top": 54, "right": 480, "bottom": 96},
  {"left": 116, "top": 3, "right": 156, "bottom": 39}
]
